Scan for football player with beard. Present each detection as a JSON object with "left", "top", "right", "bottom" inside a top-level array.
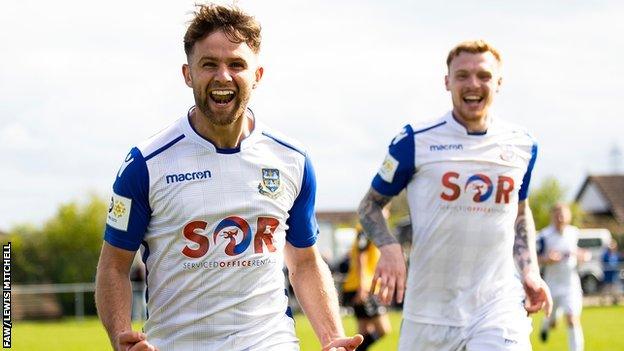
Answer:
[{"left": 95, "top": 4, "right": 362, "bottom": 351}]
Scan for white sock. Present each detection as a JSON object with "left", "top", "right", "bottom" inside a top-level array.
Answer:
[{"left": 568, "top": 326, "right": 584, "bottom": 351}]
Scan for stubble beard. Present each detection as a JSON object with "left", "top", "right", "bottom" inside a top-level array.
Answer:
[{"left": 194, "top": 88, "right": 251, "bottom": 127}]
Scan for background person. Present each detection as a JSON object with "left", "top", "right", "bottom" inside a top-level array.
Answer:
[
  {"left": 601, "top": 239, "right": 622, "bottom": 305},
  {"left": 342, "top": 220, "right": 392, "bottom": 350},
  {"left": 129, "top": 255, "right": 146, "bottom": 322},
  {"left": 537, "top": 203, "right": 590, "bottom": 351}
]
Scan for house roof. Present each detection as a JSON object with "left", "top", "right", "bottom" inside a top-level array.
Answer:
[{"left": 576, "top": 175, "right": 624, "bottom": 223}]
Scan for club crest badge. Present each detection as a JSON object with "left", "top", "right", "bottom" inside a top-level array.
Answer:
[{"left": 258, "top": 168, "right": 282, "bottom": 198}]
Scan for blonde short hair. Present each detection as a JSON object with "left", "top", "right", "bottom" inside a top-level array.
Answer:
[{"left": 446, "top": 40, "right": 501, "bottom": 70}]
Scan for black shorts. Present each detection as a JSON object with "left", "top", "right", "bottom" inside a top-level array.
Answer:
[{"left": 342, "top": 291, "right": 383, "bottom": 319}]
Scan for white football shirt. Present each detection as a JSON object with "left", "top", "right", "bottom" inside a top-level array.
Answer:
[
  {"left": 372, "top": 112, "right": 537, "bottom": 326},
  {"left": 537, "top": 225, "right": 582, "bottom": 296},
  {"left": 105, "top": 108, "right": 318, "bottom": 350}
]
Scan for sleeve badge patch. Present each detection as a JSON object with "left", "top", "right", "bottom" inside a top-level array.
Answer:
[
  {"left": 107, "top": 192, "right": 132, "bottom": 231},
  {"left": 378, "top": 153, "right": 399, "bottom": 183}
]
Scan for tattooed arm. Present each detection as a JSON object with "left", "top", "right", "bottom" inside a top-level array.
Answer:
[
  {"left": 514, "top": 200, "right": 540, "bottom": 276},
  {"left": 358, "top": 188, "right": 396, "bottom": 247},
  {"left": 357, "top": 187, "right": 406, "bottom": 304},
  {"left": 515, "top": 200, "right": 552, "bottom": 316}
]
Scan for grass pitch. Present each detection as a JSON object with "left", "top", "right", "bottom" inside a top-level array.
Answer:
[
  {"left": 11, "top": 305, "right": 624, "bottom": 350},
  {"left": 295, "top": 306, "right": 624, "bottom": 350}
]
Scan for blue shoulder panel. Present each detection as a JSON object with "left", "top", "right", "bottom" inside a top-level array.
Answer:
[
  {"left": 104, "top": 147, "right": 151, "bottom": 251},
  {"left": 518, "top": 142, "right": 538, "bottom": 201},
  {"left": 286, "top": 156, "right": 319, "bottom": 247},
  {"left": 371, "top": 124, "right": 416, "bottom": 196}
]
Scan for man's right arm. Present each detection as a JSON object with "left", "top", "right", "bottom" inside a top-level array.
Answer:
[
  {"left": 357, "top": 187, "right": 406, "bottom": 305},
  {"left": 95, "top": 242, "right": 156, "bottom": 351}
]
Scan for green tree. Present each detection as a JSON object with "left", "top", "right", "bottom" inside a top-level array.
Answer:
[
  {"left": 40, "top": 194, "right": 107, "bottom": 284},
  {"left": 529, "top": 177, "right": 584, "bottom": 230},
  {"left": 7, "top": 224, "right": 46, "bottom": 284},
  {"left": 8, "top": 194, "right": 108, "bottom": 315}
]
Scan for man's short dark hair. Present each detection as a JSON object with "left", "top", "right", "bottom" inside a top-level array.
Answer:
[{"left": 184, "top": 3, "right": 262, "bottom": 57}]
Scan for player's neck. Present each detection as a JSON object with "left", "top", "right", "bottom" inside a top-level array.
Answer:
[
  {"left": 451, "top": 111, "right": 489, "bottom": 134},
  {"left": 555, "top": 224, "right": 566, "bottom": 233},
  {"left": 190, "top": 109, "right": 253, "bottom": 149}
]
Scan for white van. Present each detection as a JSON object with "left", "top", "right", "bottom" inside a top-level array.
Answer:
[{"left": 577, "top": 228, "right": 613, "bottom": 294}]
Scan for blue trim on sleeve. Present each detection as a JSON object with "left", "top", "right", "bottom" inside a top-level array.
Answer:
[
  {"left": 286, "top": 156, "right": 319, "bottom": 247},
  {"left": 262, "top": 132, "right": 306, "bottom": 157},
  {"left": 518, "top": 142, "right": 538, "bottom": 201},
  {"left": 372, "top": 124, "right": 416, "bottom": 196},
  {"left": 144, "top": 135, "right": 185, "bottom": 161},
  {"left": 104, "top": 147, "right": 151, "bottom": 251}
]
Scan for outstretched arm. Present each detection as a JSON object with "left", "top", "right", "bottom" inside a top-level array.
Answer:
[
  {"left": 95, "top": 242, "right": 158, "bottom": 351},
  {"left": 285, "top": 243, "right": 363, "bottom": 351},
  {"left": 514, "top": 200, "right": 552, "bottom": 316},
  {"left": 357, "top": 187, "right": 406, "bottom": 305}
]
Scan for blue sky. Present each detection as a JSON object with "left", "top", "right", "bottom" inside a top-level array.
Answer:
[{"left": 1, "top": 0, "right": 623, "bottom": 229}]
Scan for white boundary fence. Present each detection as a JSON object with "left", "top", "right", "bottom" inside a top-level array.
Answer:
[{"left": 14, "top": 282, "right": 144, "bottom": 320}]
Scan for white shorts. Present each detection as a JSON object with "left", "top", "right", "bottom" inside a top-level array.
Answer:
[
  {"left": 552, "top": 291, "right": 583, "bottom": 317},
  {"left": 398, "top": 302, "right": 532, "bottom": 351}
]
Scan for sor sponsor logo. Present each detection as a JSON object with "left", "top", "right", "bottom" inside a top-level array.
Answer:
[
  {"left": 181, "top": 216, "right": 278, "bottom": 258},
  {"left": 440, "top": 172, "right": 514, "bottom": 204}
]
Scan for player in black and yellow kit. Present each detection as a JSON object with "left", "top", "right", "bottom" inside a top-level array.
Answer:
[{"left": 342, "top": 224, "right": 392, "bottom": 350}]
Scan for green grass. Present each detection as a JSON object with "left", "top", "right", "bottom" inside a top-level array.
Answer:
[
  {"left": 297, "top": 306, "right": 624, "bottom": 350},
  {"left": 529, "top": 306, "right": 624, "bottom": 351},
  {"left": 11, "top": 306, "right": 624, "bottom": 350}
]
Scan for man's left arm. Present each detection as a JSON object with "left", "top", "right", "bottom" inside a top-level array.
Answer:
[
  {"left": 285, "top": 243, "right": 363, "bottom": 351},
  {"left": 514, "top": 200, "right": 552, "bottom": 316}
]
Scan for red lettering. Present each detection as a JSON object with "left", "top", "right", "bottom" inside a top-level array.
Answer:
[
  {"left": 440, "top": 172, "right": 461, "bottom": 201},
  {"left": 181, "top": 221, "right": 209, "bottom": 258},
  {"left": 254, "top": 217, "right": 278, "bottom": 253},
  {"left": 495, "top": 176, "right": 514, "bottom": 204}
]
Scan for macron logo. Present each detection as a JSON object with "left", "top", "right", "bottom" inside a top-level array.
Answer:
[
  {"left": 166, "top": 170, "right": 212, "bottom": 184},
  {"left": 430, "top": 144, "right": 463, "bottom": 151}
]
